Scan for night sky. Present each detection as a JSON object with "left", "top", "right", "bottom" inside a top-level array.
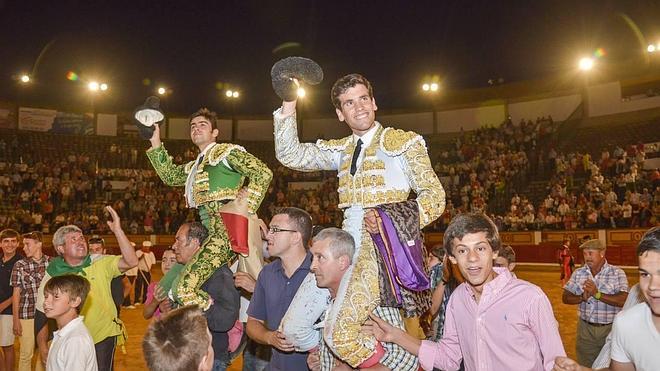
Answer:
[{"left": 1, "top": 0, "right": 660, "bottom": 116}]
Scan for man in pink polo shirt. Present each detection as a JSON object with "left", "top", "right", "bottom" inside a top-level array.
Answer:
[{"left": 364, "top": 213, "right": 566, "bottom": 371}]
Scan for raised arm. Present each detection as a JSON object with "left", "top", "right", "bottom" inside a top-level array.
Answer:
[
  {"left": 145, "top": 124, "right": 188, "bottom": 187},
  {"left": 273, "top": 104, "right": 340, "bottom": 172},
  {"left": 105, "top": 206, "right": 139, "bottom": 272}
]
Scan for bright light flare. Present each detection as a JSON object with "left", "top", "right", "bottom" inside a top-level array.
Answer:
[
  {"left": 430, "top": 83, "right": 439, "bottom": 91},
  {"left": 578, "top": 57, "right": 594, "bottom": 71},
  {"left": 158, "top": 87, "right": 166, "bottom": 95},
  {"left": 88, "top": 81, "right": 99, "bottom": 91},
  {"left": 648, "top": 44, "right": 656, "bottom": 53},
  {"left": 100, "top": 83, "right": 108, "bottom": 91},
  {"left": 422, "top": 83, "right": 430, "bottom": 91},
  {"left": 226, "top": 90, "right": 233, "bottom": 97},
  {"left": 297, "top": 87, "right": 306, "bottom": 98},
  {"left": 20, "top": 74, "right": 30, "bottom": 83},
  {"left": 232, "top": 91, "right": 239, "bottom": 98}
]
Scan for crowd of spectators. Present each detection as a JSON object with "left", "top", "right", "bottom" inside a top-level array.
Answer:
[
  {"left": 500, "top": 142, "right": 660, "bottom": 231},
  {"left": 1, "top": 117, "right": 658, "bottom": 235}
]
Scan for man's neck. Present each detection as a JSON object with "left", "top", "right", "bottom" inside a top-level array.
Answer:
[
  {"left": 589, "top": 260, "right": 606, "bottom": 276},
  {"left": 30, "top": 251, "right": 44, "bottom": 262},
  {"left": 196, "top": 142, "right": 215, "bottom": 153},
  {"left": 63, "top": 256, "right": 85, "bottom": 267},
  {"left": 469, "top": 270, "right": 498, "bottom": 304},
  {"left": 55, "top": 311, "right": 79, "bottom": 330},
  {"left": 280, "top": 248, "right": 307, "bottom": 278},
  {"left": 3, "top": 252, "right": 15, "bottom": 262}
]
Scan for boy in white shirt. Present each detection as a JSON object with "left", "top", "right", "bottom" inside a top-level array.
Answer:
[{"left": 44, "top": 275, "right": 97, "bottom": 371}]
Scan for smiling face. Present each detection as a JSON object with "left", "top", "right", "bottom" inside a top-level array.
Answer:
[
  {"left": 189, "top": 115, "right": 218, "bottom": 150},
  {"left": 1, "top": 236, "right": 18, "bottom": 256},
  {"left": 638, "top": 250, "right": 660, "bottom": 316},
  {"left": 22, "top": 238, "right": 42, "bottom": 259},
  {"left": 448, "top": 231, "right": 498, "bottom": 296},
  {"left": 56, "top": 231, "right": 88, "bottom": 265},
  {"left": 335, "top": 84, "right": 377, "bottom": 136}
]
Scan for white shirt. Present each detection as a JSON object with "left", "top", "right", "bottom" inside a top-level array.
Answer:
[
  {"left": 185, "top": 142, "right": 216, "bottom": 208},
  {"left": 610, "top": 302, "right": 660, "bottom": 371},
  {"left": 47, "top": 316, "right": 98, "bottom": 371},
  {"left": 350, "top": 122, "right": 380, "bottom": 168},
  {"left": 136, "top": 250, "right": 156, "bottom": 272}
]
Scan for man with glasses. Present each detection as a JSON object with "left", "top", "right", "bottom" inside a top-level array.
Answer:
[{"left": 246, "top": 207, "right": 315, "bottom": 370}]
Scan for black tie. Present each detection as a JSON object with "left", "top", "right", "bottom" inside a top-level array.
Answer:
[
  {"left": 196, "top": 155, "right": 204, "bottom": 168},
  {"left": 350, "top": 139, "right": 363, "bottom": 175}
]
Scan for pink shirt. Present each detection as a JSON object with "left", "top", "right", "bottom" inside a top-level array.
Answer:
[{"left": 419, "top": 268, "right": 565, "bottom": 371}]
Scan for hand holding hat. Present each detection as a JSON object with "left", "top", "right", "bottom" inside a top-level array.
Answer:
[
  {"left": 271, "top": 57, "right": 323, "bottom": 102},
  {"left": 133, "top": 96, "right": 165, "bottom": 140}
]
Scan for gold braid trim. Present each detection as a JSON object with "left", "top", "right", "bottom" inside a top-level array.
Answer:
[
  {"left": 316, "top": 136, "right": 352, "bottom": 151},
  {"left": 207, "top": 143, "right": 247, "bottom": 166},
  {"left": 379, "top": 127, "right": 424, "bottom": 156}
]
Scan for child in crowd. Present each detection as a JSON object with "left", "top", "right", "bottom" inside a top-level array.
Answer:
[
  {"left": 494, "top": 244, "right": 517, "bottom": 274},
  {"left": 142, "top": 305, "right": 214, "bottom": 371},
  {"left": 43, "top": 275, "right": 97, "bottom": 371},
  {"left": 143, "top": 249, "right": 177, "bottom": 320}
]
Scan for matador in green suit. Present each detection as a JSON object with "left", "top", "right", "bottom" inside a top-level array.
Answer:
[{"left": 146, "top": 108, "right": 272, "bottom": 310}]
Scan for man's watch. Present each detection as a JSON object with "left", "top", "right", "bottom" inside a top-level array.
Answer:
[{"left": 594, "top": 291, "right": 602, "bottom": 300}]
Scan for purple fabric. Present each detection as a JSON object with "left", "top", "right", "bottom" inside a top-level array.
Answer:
[
  {"left": 374, "top": 208, "right": 430, "bottom": 291},
  {"left": 371, "top": 231, "right": 403, "bottom": 303}
]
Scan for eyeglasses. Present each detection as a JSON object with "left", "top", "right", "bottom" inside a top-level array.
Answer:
[{"left": 267, "top": 226, "right": 298, "bottom": 234}]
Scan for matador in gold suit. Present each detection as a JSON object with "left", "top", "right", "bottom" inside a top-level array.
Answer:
[
  {"left": 147, "top": 108, "right": 272, "bottom": 310},
  {"left": 273, "top": 74, "right": 445, "bottom": 368}
]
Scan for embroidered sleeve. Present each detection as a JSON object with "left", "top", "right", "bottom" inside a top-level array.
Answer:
[
  {"left": 145, "top": 145, "right": 188, "bottom": 187},
  {"left": 273, "top": 107, "right": 341, "bottom": 171},
  {"left": 226, "top": 148, "right": 273, "bottom": 214},
  {"left": 394, "top": 131, "right": 446, "bottom": 227}
]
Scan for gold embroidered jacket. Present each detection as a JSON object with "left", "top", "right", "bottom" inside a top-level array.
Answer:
[
  {"left": 273, "top": 108, "right": 445, "bottom": 227},
  {"left": 146, "top": 143, "right": 272, "bottom": 214}
]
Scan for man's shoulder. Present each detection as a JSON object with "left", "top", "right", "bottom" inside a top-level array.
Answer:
[
  {"left": 615, "top": 302, "right": 648, "bottom": 325},
  {"left": 379, "top": 127, "right": 425, "bottom": 156},
  {"left": 207, "top": 142, "right": 246, "bottom": 165},
  {"left": 259, "top": 259, "right": 282, "bottom": 276},
  {"left": 508, "top": 277, "right": 548, "bottom": 300},
  {"left": 316, "top": 136, "right": 352, "bottom": 152}
]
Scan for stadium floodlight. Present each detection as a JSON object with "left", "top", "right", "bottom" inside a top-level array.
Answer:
[
  {"left": 232, "top": 91, "right": 239, "bottom": 98},
  {"left": 430, "top": 82, "right": 439, "bottom": 92},
  {"left": 297, "top": 87, "right": 306, "bottom": 98},
  {"left": 88, "top": 81, "right": 100, "bottom": 91},
  {"left": 578, "top": 57, "right": 594, "bottom": 71},
  {"left": 422, "top": 83, "right": 430, "bottom": 91},
  {"left": 20, "top": 74, "right": 30, "bottom": 83},
  {"left": 648, "top": 44, "right": 656, "bottom": 53},
  {"left": 99, "top": 83, "right": 108, "bottom": 91},
  {"left": 226, "top": 90, "right": 233, "bottom": 97},
  {"left": 158, "top": 87, "right": 167, "bottom": 95}
]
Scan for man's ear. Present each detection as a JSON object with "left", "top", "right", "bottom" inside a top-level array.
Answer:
[
  {"left": 509, "top": 263, "right": 516, "bottom": 271},
  {"left": 55, "top": 245, "right": 64, "bottom": 256},
  {"left": 339, "top": 255, "right": 351, "bottom": 271},
  {"left": 448, "top": 255, "right": 457, "bottom": 265},
  {"left": 335, "top": 108, "right": 345, "bottom": 122}
]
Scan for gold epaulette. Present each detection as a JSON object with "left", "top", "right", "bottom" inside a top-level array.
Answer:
[
  {"left": 207, "top": 143, "right": 246, "bottom": 166},
  {"left": 316, "top": 136, "right": 352, "bottom": 151},
  {"left": 379, "top": 127, "right": 425, "bottom": 156}
]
